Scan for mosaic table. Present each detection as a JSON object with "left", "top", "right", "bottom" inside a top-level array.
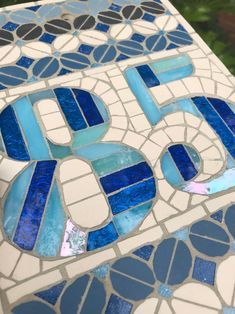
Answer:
[{"left": 0, "top": 0, "right": 234, "bottom": 313}]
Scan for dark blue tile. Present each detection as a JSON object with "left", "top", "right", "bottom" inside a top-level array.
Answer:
[
  {"left": 168, "top": 144, "right": 198, "bottom": 181},
  {"left": 117, "top": 40, "right": 144, "bottom": 56},
  {"left": 54, "top": 88, "right": 87, "bottom": 131},
  {"left": 58, "top": 68, "right": 71, "bottom": 76},
  {"left": 26, "top": 5, "right": 41, "bottom": 11},
  {"left": 136, "top": 64, "right": 160, "bottom": 88},
  {"left": 93, "top": 44, "right": 116, "bottom": 63},
  {"left": 16, "top": 56, "right": 34, "bottom": 69},
  {"left": 87, "top": 222, "right": 118, "bottom": 251},
  {"left": 211, "top": 210, "right": 223, "bottom": 223},
  {"left": 12, "top": 301, "right": 56, "bottom": 314},
  {"left": 73, "top": 89, "right": 104, "bottom": 127},
  {"left": 2, "top": 21, "right": 19, "bottom": 31},
  {"left": 0, "top": 106, "right": 30, "bottom": 161},
  {"left": 101, "top": 162, "right": 153, "bottom": 194},
  {"left": 0, "top": 84, "right": 6, "bottom": 90},
  {"left": 109, "top": 4, "right": 122, "bottom": 12},
  {"left": 190, "top": 220, "right": 230, "bottom": 257},
  {"left": 105, "top": 294, "right": 132, "bottom": 314},
  {"left": 133, "top": 245, "right": 154, "bottom": 261},
  {"left": 78, "top": 44, "right": 94, "bottom": 55},
  {"left": 0, "top": 66, "right": 28, "bottom": 86},
  {"left": 110, "top": 271, "right": 153, "bottom": 301},
  {"left": 142, "top": 13, "right": 155, "bottom": 22},
  {"left": 95, "top": 23, "right": 110, "bottom": 32},
  {"left": 39, "top": 33, "right": 56, "bottom": 43},
  {"left": 225, "top": 205, "right": 235, "bottom": 239},
  {"left": 80, "top": 278, "right": 106, "bottom": 314},
  {"left": 192, "top": 257, "right": 216, "bottom": 285},
  {"left": 35, "top": 281, "right": 66, "bottom": 305},
  {"left": 13, "top": 160, "right": 57, "bottom": 250},
  {"left": 167, "top": 43, "right": 179, "bottom": 50},
  {"left": 109, "top": 178, "right": 156, "bottom": 214},
  {"left": 112, "top": 257, "right": 155, "bottom": 284},
  {"left": 192, "top": 96, "right": 235, "bottom": 159},
  {"left": 167, "top": 30, "right": 193, "bottom": 45},
  {"left": 60, "top": 275, "right": 89, "bottom": 314},
  {"left": 153, "top": 238, "right": 192, "bottom": 285},
  {"left": 131, "top": 33, "right": 145, "bottom": 42},
  {"left": 116, "top": 53, "right": 129, "bottom": 62},
  {"left": 208, "top": 98, "right": 235, "bottom": 135}
]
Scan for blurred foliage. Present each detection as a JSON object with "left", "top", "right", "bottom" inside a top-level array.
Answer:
[
  {"left": 172, "top": 0, "right": 235, "bottom": 75},
  {"left": 0, "top": 0, "right": 234, "bottom": 74}
]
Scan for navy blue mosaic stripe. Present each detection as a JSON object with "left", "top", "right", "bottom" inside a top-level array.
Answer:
[
  {"left": 208, "top": 97, "right": 235, "bottom": 135},
  {"left": 13, "top": 160, "right": 57, "bottom": 250},
  {"left": 72, "top": 89, "right": 104, "bottom": 127},
  {"left": 0, "top": 106, "right": 30, "bottom": 161},
  {"left": 168, "top": 144, "right": 197, "bottom": 181},
  {"left": 136, "top": 64, "right": 160, "bottom": 88},
  {"left": 54, "top": 88, "right": 87, "bottom": 131},
  {"left": 100, "top": 161, "right": 153, "bottom": 194},
  {"left": 87, "top": 222, "right": 118, "bottom": 251},
  {"left": 109, "top": 178, "right": 156, "bottom": 215},
  {"left": 192, "top": 97, "right": 235, "bottom": 159}
]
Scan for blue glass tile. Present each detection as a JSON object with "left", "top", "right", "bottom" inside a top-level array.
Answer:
[
  {"left": 92, "top": 264, "right": 110, "bottom": 279},
  {"left": 131, "top": 33, "right": 145, "bottom": 42},
  {"left": 114, "top": 202, "right": 152, "bottom": 235},
  {"left": 109, "top": 178, "right": 156, "bottom": 214},
  {"left": 73, "top": 89, "right": 104, "bottom": 127},
  {"left": 224, "top": 307, "right": 235, "bottom": 314},
  {"left": 2, "top": 21, "right": 19, "bottom": 31},
  {"left": 54, "top": 88, "right": 87, "bottom": 131},
  {"left": 72, "top": 123, "right": 109, "bottom": 149},
  {"left": 80, "top": 278, "right": 106, "bottom": 314},
  {"left": 60, "top": 275, "right": 89, "bottom": 314},
  {"left": 105, "top": 294, "right": 132, "bottom": 314},
  {"left": 39, "top": 33, "right": 56, "bottom": 43},
  {"left": 48, "top": 140, "right": 72, "bottom": 159},
  {"left": 26, "top": 5, "right": 41, "bottom": 11},
  {"left": 78, "top": 44, "right": 94, "bottom": 55},
  {"left": 29, "top": 89, "right": 55, "bottom": 104},
  {"left": 125, "top": 67, "right": 161, "bottom": 125},
  {"left": 133, "top": 245, "right": 154, "bottom": 261},
  {"left": 35, "top": 183, "right": 66, "bottom": 257},
  {"left": 112, "top": 257, "right": 155, "bottom": 284},
  {"left": 152, "top": 54, "right": 191, "bottom": 73},
  {"left": 95, "top": 23, "right": 110, "bottom": 32},
  {"left": 16, "top": 56, "right": 34, "bottom": 69},
  {"left": 13, "top": 160, "right": 57, "bottom": 251},
  {"left": 109, "top": 4, "right": 122, "bottom": 12},
  {"left": 225, "top": 205, "right": 235, "bottom": 239},
  {"left": 0, "top": 84, "right": 5, "bottom": 90},
  {"left": 116, "top": 53, "right": 129, "bottom": 62},
  {"left": 92, "top": 150, "right": 143, "bottom": 177},
  {"left": 166, "top": 43, "right": 179, "bottom": 50},
  {"left": 208, "top": 98, "right": 235, "bottom": 135},
  {"left": 35, "top": 281, "right": 66, "bottom": 305},
  {"left": 168, "top": 144, "right": 197, "bottom": 181},
  {"left": 3, "top": 163, "right": 35, "bottom": 239},
  {"left": 153, "top": 238, "right": 192, "bottom": 285},
  {"left": 161, "top": 152, "right": 183, "bottom": 186},
  {"left": 192, "top": 257, "right": 216, "bottom": 285},
  {"left": 13, "top": 96, "right": 51, "bottom": 160},
  {"left": 136, "top": 64, "right": 160, "bottom": 88},
  {"left": 167, "top": 30, "right": 193, "bottom": 45},
  {"left": 12, "top": 301, "right": 56, "bottom": 314},
  {"left": 192, "top": 96, "right": 235, "bottom": 159},
  {"left": 190, "top": 220, "right": 230, "bottom": 257},
  {"left": 110, "top": 271, "right": 153, "bottom": 301},
  {"left": 142, "top": 13, "right": 155, "bottom": 22},
  {"left": 157, "top": 64, "right": 193, "bottom": 83},
  {"left": 211, "top": 210, "right": 223, "bottom": 223},
  {"left": 58, "top": 68, "right": 71, "bottom": 76},
  {"left": 158, "top": 284, "right": 173, "bottom": 298},
  {"left": 87, "top": 222, "right": 118, "bottom": 251},
  {"left": 100, "top": 161, "right": 153, "bottom": 194},
  {"left": 0, "top": 106, "right": 30, "bottom": 161}
]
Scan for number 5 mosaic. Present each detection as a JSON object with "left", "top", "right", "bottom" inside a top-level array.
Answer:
[{"left": 0, "top": 0, "right": 234, "bottom": 313}]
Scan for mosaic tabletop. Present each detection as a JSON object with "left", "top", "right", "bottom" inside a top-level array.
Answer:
[{"left": 0, "top": 0, "right": 234, "bottom": 313}]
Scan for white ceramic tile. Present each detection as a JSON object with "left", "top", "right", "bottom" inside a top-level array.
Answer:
[
  {"left": 153, "top": 200, "right": 178, "bottom": 222},
  {"left": 12, "top": 254, "right": 40, "bottom": 281},
  {"left": 60, "top": 158, "right": 92, "bottom": 183},
  {"left": 0, "top": 242, "right": 20, "bottom": 276}
]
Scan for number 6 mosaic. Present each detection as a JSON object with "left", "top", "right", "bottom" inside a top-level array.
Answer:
[{"left": 0, "top": 0, "right": 234, "bottom": 313}]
